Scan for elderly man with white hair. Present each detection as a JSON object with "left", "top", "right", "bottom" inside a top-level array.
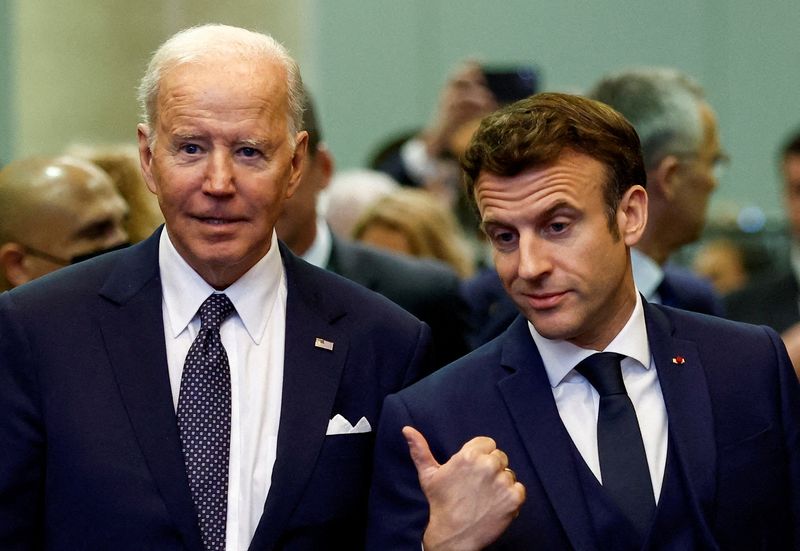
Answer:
[
  {"left": 0, "top": 24, "right": 432, "bottom": 550},
  {"left": 589, "top": 68, "right": 727, "bottom": 316}
]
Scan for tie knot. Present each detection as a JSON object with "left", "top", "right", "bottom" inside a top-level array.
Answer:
[
  {"left": 198, "top": 293, "right": 235, "bottom": 331},
  {"left": 575, "top": 352, "right": 626, "bottom": 397}
]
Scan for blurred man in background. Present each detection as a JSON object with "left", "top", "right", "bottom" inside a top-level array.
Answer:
[
  {"left": 0, "top": 155, "right": 129, "bottom": 290},
  {"left": 726, "top": 129, "right": 800, "bottom": 377},
  {"left": 277, "top": 95, "right": 471, "bottom": 369},
  {"left": 590, "top": 67, "right": 726, "bottom": 316}
]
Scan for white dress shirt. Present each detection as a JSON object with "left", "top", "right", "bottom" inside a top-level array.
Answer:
[
  {"left": 631, "top": 248, "right": 664, "bottom": 304},
  {"left": 301, "top": 217, "right": 333, "bottom": 268},
  {"left": 159, "top": 229, "right": 287, "bottom": 551},
  {"left": 529, "top": 292, "right": 669, "bottom": 501}
]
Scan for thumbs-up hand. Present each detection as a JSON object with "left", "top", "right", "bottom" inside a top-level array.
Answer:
[{"left": 403, "top": 426, "right": 526, "bottom": 551}]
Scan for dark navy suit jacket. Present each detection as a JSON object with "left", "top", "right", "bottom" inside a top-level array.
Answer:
[
  {"left": 326, "top": 235, "right": 471, "bottom": 371},
  {"left": 659, "top": 265, "right": 724, "bottom": 317},
  {"left": 0, "top": 229, "right": 432, "bottom": 550},
  {"left": 368, "top": 302, "right": 800, "bottom": 549},
  {"left": 725, "top": 269, "right": 799, "bottom": 333}
]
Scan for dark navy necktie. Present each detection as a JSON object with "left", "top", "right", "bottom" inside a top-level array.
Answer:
[
  {"left": 576, "top": 352, "right": 656, "bottom": 540},
  {"left": 177, "top": 293, "right": 235, "bottom": 551}
]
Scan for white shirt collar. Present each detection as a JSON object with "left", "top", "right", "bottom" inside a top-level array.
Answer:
[
  {"left": 530, "top": 291, "right": 652, "bottom": 388},
  {"left": 300, "top": 217, "right": 332, "bottom": 269},
  {"left": 159, "top": 228, "right": 284, "bottom": 344},
  {"left": 631, "top": 248, "right": 663, "bottom": 301}
]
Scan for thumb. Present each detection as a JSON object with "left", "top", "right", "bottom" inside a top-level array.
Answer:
[{"left": 403, "top": 426, "right": 439, "bottom": 483}]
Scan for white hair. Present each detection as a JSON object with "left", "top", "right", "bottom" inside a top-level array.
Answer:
[
  {"left": 137, "top": 24, "right": 304, "bottom": 143},
  {"left": 322, "top": 169, "right": 400, "bottom": 238},
  {"left": 589, "top": 67, "right": 705, "bottom": 168}
]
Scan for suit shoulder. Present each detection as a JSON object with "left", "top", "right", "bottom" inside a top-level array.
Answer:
[
  {"left": 395, "top": 335, "right": 503, "bottom": 402},
  {"left": 662, "top": 266, "right": 722, "bottom": 314},
  {"left": 334, "top": 239, "right": 460, "bottom": 288},
  {"left": 5, "top": 248, "right": 127, "bottom": 310},
  {"left": 652, "top": 301, "right": 780, "bottom": 345},
  {"left": 663, "top": 265, "right": 713, "bottom": 292},
  {"left": 284, "top": 248, "right": 425, "bottom": 328}
]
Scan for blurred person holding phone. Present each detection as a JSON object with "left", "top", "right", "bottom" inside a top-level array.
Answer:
[{"left": 372, "top": 61, "right": 538, "bottom": 202}]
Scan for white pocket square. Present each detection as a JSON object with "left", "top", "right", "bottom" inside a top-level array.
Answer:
[{"left": 326, "top": 414, "right": 372, "bottom": 435}]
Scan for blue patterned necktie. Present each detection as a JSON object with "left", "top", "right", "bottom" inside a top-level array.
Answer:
[
  {"left": 177, "top": 293, "right": 235, "bottom": 551},
  {"left": 576, "top": 352, "right": 656, "bottom": 541}
]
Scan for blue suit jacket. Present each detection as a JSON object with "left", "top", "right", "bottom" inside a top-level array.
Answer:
[
  {"left": 725, "top": 269, "right": 799, "bottom": 333},
  {"left": 368, "top": 302, "right": 800, "bottom": 549},
  {"left": 659, "top": 265, "right": 724, "bottom": 317},
  {"left": 0, "top": 229, "right": 433, "bottom": 550}
]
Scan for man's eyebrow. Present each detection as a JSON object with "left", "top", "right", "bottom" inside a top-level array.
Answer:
[
  {"left": 539, "top": 200, "right": 576, "bottom": 221},
  {"left": 168, "top": 132, "right": 203, "bottom": 144},
  {"left": 479, "top": 218, "right": 507, "bottom": 234},
  {"left": 480, "top": 200, "right": 576, "bottom": 230},
  {"left": 236, "top": 138, "right": 270, "bottom": 149}
]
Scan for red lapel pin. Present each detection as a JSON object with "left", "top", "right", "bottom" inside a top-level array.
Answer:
[{"left": 671, "top": 356, "right": 685, "bottom": 365}]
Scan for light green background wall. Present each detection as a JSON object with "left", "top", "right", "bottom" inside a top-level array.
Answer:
[
  {"left": 2, "top": 0, "right": 799, "bottom": 220},
  {"left": 310, "top": 0, "right": 800, "bottom": 221},
  {"left": 7, "top": 0, "right": 308, "bottom": 157},
  {"left": 0, "top": 1, "right": 14, "bottom": 166}
]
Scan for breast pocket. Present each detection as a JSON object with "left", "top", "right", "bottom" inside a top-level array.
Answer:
[
  {"left": 290, "top": 432, "right": 376, "bottom": 525},
  {"left": 716, "top": 424, "right": 787, "bottom": 517}
]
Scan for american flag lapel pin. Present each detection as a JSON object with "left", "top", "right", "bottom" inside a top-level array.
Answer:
[
  {"left": 315, "top": 337, "right": 334, "bottom": 351},
  {"left": 671, "top": 355, "right": 686, "bottom": 365}
]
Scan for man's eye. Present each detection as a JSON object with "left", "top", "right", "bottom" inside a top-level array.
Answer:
[
  {"left": 239, "top": 147, "right": 260, "bottom": 158},
  {"left": 550, "top": 222, "right": 567, "bottom": 233},
  {"left": 490, "top": 231, "right": 517, "bottom": 249},
  {"left": 181, "top": 144, "right": 200, "bottom": 155}
]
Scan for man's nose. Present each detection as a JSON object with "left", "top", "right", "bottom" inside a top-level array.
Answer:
[
  {"left": 204, "top": 151, "right": 235, "bottom": 195},
  {"left": 516, "top": 234, "right": 552, "bottom": 280}
]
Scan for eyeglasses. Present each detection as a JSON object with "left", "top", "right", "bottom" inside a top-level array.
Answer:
[
  {"left": 19, "top": 241, "right": 131, "bottom": 265},
  {"left": 674, "top": 150, "right": 731, "bottom": 179}
]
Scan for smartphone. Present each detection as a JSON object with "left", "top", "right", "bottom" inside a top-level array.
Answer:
[{"left": 483, "top": 65, "right": 539, "bottom": 105}]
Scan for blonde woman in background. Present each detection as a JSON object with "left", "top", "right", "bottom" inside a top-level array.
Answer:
[{"left": 352, "top": 187, "right": 475, "bottom": 278}]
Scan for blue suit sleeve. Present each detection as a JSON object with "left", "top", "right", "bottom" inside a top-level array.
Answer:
[
  {"left": 0, "top": 293, "right": 45, "bottom": 548},
  {"left": 366, "top": 392, "right": 429, "bottom": 550},
  {"left": 767, "top": 327, "right": 800, "bottom": 549}
]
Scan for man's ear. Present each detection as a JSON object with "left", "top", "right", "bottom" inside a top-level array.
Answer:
[
  {"left": 648, "top": 155, "right": 681, "bottom": 201},
  {"left": 137, "top": 124, "right": 158, "bottom": 195},
  {"left": 0, "top": 243, "right": 33, "bottom": 288},
  {"left": 313, "top": 144, "right": 335, "bottom": 191},
  {"left": 286, "top": 130, "right": 309, "bottom": 198},
  {"left": 617, "top": 185, "right": 648, "bottom": 247}
]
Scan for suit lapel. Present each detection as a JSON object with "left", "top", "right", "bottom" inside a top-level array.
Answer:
[
  {"left": 249, "top": 244, "right": 349, "bottom": 550},
  {"left": 97, "top": 229, "right": 204, "bottom": 551},
  {"left": 496, "top": 317, "right": 599, "bottom": 551},
  {"left": 643, "top": 302, "right": 716, "bottom": 528}
]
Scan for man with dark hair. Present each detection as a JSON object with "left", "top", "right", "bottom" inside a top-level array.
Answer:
[
  {"left": 0, "top": 25, "right": 431, "bottom": 549},
  {"left": 368, "top": 93, "right": 800, "bottom": 549},
  {"left": 726, "top": 129, "right": 800, "bottom": 376},
  {"left": 464, "top": 68, "right": 724, "bottom": 349},
  {"left": 277, "top": 94, "right": 471, "bottom": 370}
]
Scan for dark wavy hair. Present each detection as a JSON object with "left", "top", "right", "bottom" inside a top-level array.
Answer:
[{"left": 461, "top": 92, "right": 646, "bottom": 233}]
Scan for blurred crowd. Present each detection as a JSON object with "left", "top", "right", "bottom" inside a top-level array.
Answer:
[
  {"left": 1, "top": 57, "right": 799, "bottom": 379},
  {"left": 1, "top": 23, "right": 798, "bottom": 549}
]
